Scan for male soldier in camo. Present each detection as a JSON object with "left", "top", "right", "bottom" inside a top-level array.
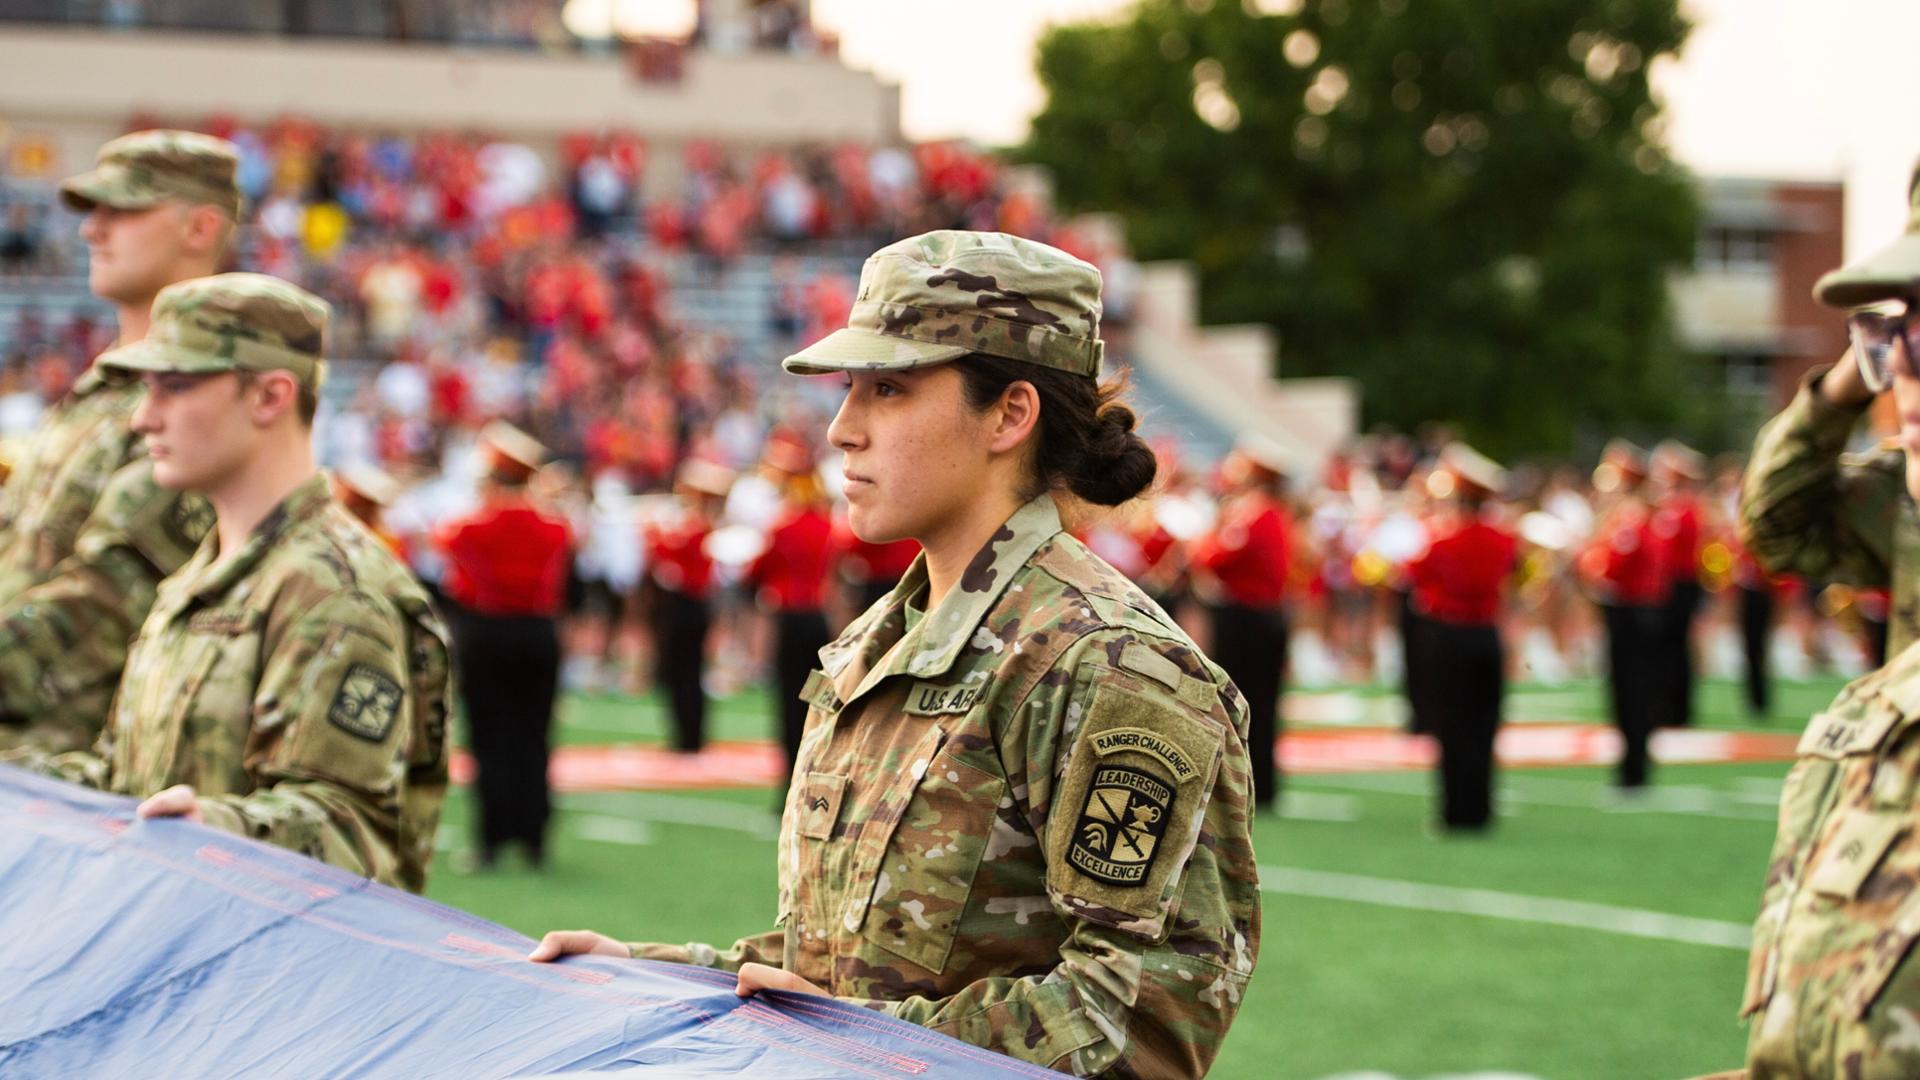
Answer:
[
  {"left": 23, "top": 274, "right": 452, "bottom": 893},
  {"left": 1730, "top": 164, "right": 1920, "bottom": 1076},
  {"left": 532, "top": 231, "right": 1260, "bottom": 1077},
  {"left": 0, "top": 131, "right": 237, "bottom": 753}
]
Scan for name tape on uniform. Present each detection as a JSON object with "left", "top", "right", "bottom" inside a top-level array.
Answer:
[
  {"left": 1797, "top": 708, "right": 1902, "bottom": 760},
  {"left": 904, "top": 681, "right": 983, "bottom": 716}
]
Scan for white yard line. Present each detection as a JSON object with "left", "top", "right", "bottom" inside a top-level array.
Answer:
[
  {"left": 559, "top": 791, "right": 782, "bottom": 839},
  {"left": 1293, "top": 772, "right": 1780, "bottom": 821},
  {"left": 1261, "top": 865, "right": 1752, "bottom": 951}
]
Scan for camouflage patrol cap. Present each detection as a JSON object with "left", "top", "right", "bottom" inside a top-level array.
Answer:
[
  {"left": 783, "top": 230, "right": 1105, "bottom": 378},
  {"left": 59, "top": 129, "right": 243, "bottom": 219},
  {"left": 1816, "top": 161, "right": 1920, "bottom": 309},
  {"left": 97, "top": 273, "right": 329, "bottom": 393}
]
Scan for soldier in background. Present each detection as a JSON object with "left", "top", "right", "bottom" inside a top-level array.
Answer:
[
  {"left": 645, "top": 459, "right": 732, "bottom": 755},
  {"left": 1192, "top": 433, "right": 1293, "bottom": 813},
  {"left": 1406, "top": 443, "right": 1516, "bottom": 833},
  {"left": 22, "top": 274, "right": 452, "bottom": 893},
  {"left": 434, "top": 422, "right": 572, "bottom": 870},
  {"left": 0, "top": 131, "right": 238, "bottom": 752},
  {"left": 530, "top": 230, "right": 1258, "bottom": 1077},
  {"left": 1580, "top": 438, "right": 1668, "bottom": 789},
  {"left": 1728, "top": 160, "right": 1920, "bottom": 1077},
  {"left": 1651, "top": 440, "right": 1707, "bottom": 727}
]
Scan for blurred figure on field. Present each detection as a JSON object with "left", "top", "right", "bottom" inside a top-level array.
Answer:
[
  {"left": 1579, "top": 439, "right": 1667, "bottom": 789},
  {"left": 743, "top": 433, "right": 834, "bottom": 790},
  {"left": 332, "top": 463, "right": 405, "bottom": 556},
  {"left": 646, "top": 459, "right": 732, "bottom": 754},
  {"left": 1650, "top": 440, "right": 1708, "bottom": 727},
  {"left": 435, "top": 422, "right": 573, "bottom": 869}
]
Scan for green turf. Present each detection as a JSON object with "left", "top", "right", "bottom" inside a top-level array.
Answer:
[{"left": 428, "top": 676, "right": 1848, "bottom": 1080}]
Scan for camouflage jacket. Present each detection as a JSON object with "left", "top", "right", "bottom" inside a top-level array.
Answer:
[
  {"left": 633, "top": 496, "right": 1261, "bottom": 1077},
  {"left": 0, "top": 367, "right": 208, "bottom": 751},
  {"left": 1741, "top": 640, "right": 1920, "bottom": 1077},
  {"left": 1740, "top": 366, "right": 1920, "bottom": 654},
  {"left": 46, "top": 473, "right": 452, "bottom": 893}
]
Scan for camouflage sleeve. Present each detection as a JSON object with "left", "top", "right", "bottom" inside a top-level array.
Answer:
[
  {"left": 193, "top": 589, "right": 431, "bottom": 892},
  {"left": 628, "top": 931, "right": 785, "bottom": 971},
  {"left": 1740, "top": 365, "right": 1903, "bottom": 586},
  {"left": 859, "top": 632, "right": 1259, "bottom": 1077},
  {"left": 0, "top": 459, "right": 205, "bottom": 746}
]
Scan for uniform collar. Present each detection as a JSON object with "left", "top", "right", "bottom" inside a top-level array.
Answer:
[
  {"left": 185, "top": 472, "right": 335, "bottom": 602},
  {"left": 830, "top": 495, "right": 1063, "bottom": 709}
]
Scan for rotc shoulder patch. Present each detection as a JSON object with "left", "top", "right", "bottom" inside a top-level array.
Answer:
[
  {"left": 328, "top": 663, "right": 404, "bottom": 742},
  {"left": 1067, "top": 764, "right": 1173, "bottom": 887},
  {"left": 166, "top": 495, "right": 215, "bottom": 549}
]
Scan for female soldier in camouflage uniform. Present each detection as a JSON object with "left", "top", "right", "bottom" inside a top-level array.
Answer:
[{"left": 533, "top": 231, "right": 1261, "bottom": 1077}]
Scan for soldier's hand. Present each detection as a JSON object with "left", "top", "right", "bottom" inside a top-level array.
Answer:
[
  {"left": 1818, "top": 346, "right": 1876, "bottom": 409},
  {"left": 527, "top": 929, "right": 629, "bottom": 962},
  {"left": 135, "top": 784, "right": 204, "bottom": 823},
  {"left": 735, "top": 962, "right": 828, "bottom": 998}
]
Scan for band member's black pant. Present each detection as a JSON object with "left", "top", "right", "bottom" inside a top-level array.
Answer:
[
  {"left": 1659, "top": 581, "right": 1702, "bottom": 727},
  {"left": 655, "top": 588, "right": 711, "bottom": 753},
  {"left": 1602, "top": 603, "right": 1662, "bottom": 788},
  {"left": 1738, "top": 584, "right": 1773, "bottom": 717},
  {"left": 449, "top": 607, "right": 560, "bottom": 863},
  {"left": 1427, "top": 620, "right": 1503, "bottom": 830},
  {"left": 1210, "top": 603, "right": 1289, "bottom": 811},
  {"left": 1401, "top": 590, "right": 1433, "bottom": 736},
  {"left": 774, "top": 609, "right": 831, "bottom": 783}
]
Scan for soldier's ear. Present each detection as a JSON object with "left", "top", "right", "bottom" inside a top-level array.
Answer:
[
  {"left": 986, "top": 379, "right": 1040, "bottom": 456},
  {"left": 248, "top": 370, "right": 301, "bottom": 427}
]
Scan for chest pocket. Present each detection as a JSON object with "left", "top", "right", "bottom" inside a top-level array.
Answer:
[
  {"left": 1745, "top": 690, "right": 1920, "bottom": 1021},
  {"left": 847, "top": 723, "right": 1007, "bottom": 975}
]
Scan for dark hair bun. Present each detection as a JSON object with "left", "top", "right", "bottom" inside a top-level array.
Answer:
[{"left": 1065, "top": 397, "right": 1157, "bottom": 506}]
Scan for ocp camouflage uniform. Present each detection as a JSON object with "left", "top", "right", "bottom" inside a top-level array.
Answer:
[
  {"left": 1738, "top": 643, "right": 1920, "bottom": 1077},
  {"left": 48, "top": 474, "right": 453, "bottom": 892},
  {"left": 633, "top": 496, "right": 1260, "bottom": 1077},
  {"left": 38, "top": 272, "right": 452, "bottom": 893},
  {"left": 1740, "top": 366, "right": 1920, "bottom": 657},
  {"left": 0, "top": 129, "right": 240, "bottom": 753}
]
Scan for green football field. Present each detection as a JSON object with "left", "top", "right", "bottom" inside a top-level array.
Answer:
[{"left": 425, "top": 676, "right": 1846, "bottom": 1080}]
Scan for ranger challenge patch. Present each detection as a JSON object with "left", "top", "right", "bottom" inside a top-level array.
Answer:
[
  {"left": 1068, "top": 765, "right": 1173, "bottom": 887},
  {"left": 329, "top": 663, "right": 403, "bottom": 741}
]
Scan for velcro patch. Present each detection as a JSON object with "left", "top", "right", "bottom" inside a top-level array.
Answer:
[
  {"left": 1067, "top": 765, "right": 1173, "bottom": 887},
  {"left": 1091, "top": 726, "right": 1202, "bottom": 784},
  {"left": 328, "top": 663, "right": 404, "bottom": 742},
  {"left": 799, "top": 670, "right": 842, "bottom": 713},
  {"left": 1811, "top": 814, "right": 1906, "bottom": 900},
  {"left": 1119, "top": 643, "right": 1183, "bottom": 692},
  {"left": 903, "top": 681, "right": 983, "bottom": 716}
]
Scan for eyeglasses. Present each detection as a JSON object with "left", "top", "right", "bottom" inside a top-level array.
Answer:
[{"left": 1847, "top": 299, "right": 1920, "bottom": 393}]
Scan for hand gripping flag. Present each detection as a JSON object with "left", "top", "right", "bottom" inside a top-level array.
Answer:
[{"left": 0, "top": 765, "right": 1055, "bottom": 1078}]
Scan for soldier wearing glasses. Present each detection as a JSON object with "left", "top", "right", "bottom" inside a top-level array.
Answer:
[{"left": 1732, "top": 164, "right": 1920, "bottom": 1075}]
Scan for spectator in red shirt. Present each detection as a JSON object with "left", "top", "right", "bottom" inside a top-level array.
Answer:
[
  {"left": 744, "top": 434, "right": 835, "bottom": 788},
  {"left": 1192, "top": 433, "right": 1294, "bottom": 813},
  {"left": 1407, "top": 443, "right": 1517, "bottom": 832},
  {"left": 434, "top": 422, "right": 574, "bottom": 869}
]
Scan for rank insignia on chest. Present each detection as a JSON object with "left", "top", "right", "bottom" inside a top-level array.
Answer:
[
  {"left": 329, "top": 664, "right": 403, "bottom": 741},
  {"left": 1067, "top": 765, "right": 1173, "bottom": 887}
]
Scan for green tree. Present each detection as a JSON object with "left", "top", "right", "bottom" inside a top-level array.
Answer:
[{"left": 1022, "top": 0, "right": 1702, "bottom": 458}]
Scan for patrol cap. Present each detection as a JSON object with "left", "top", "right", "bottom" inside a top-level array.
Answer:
[
  {"left": 1816, "top": 162, "right": 1920, "bottom": 309},
  {"left": 60, "top": 130, "right": 243, "bottom": 219},
  {"left": 1437, "top": 441, "right": 1508, "bottom": 496},
  {"left": 479, "top": 420, "right": 547, "bottom": 480},
  {"left": 1652, "top": 439, "right": 1707, "bottom": 482},
  {"left": 783, "top": 230, "right": 1105, "bottom": 378},
  {"left": 97, "top": 273, "right": 329, "bottom": 394}
]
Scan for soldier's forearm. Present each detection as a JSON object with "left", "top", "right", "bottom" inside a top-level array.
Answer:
[
  {"left": 0, "top": 549, "right": 151, "bottom": 722},
  {"left": 1739, "top": 369, "right": 1889, "bottom": 582},
  {"left": 202, "top": 780, "right": 412, "bottom": 890},
  {"left": 629, "top": 929, "right": 783, "bottom": 972}
]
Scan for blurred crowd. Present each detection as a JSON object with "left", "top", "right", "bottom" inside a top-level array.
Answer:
[{"left": 0, "top": 117, "right": 1864, "bottom": 709}]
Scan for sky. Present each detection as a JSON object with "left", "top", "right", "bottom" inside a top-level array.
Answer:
[{"left": 803, "top": 0, "right": 1920, "bottom": 260}]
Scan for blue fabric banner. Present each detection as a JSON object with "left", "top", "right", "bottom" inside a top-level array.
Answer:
[{"left": 0, "top": 764, "right": 1054, "bottom": 1078}]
